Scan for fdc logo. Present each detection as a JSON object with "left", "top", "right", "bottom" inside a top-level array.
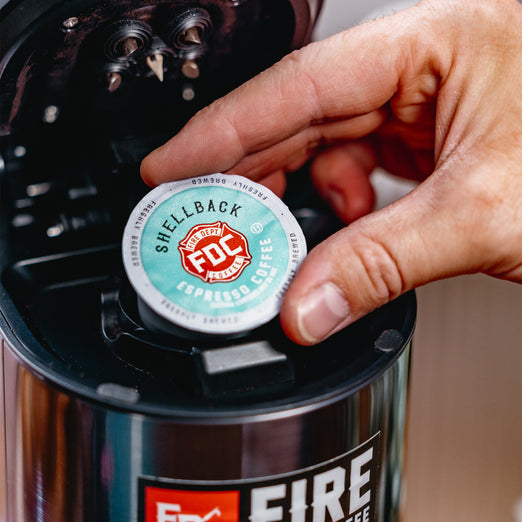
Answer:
[
  {"left": 178, "top": 222, "right": 251, "bottom": 284},
  {"left": 156, "top": 504, "right": 221, "bottom": 522},
  {"left": 143, "top": 489, "right": 239, "bottom": 522}
]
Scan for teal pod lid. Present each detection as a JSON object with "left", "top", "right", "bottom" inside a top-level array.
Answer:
[{"left": 122, "top": 174, "right": 307, "bottom": 337}]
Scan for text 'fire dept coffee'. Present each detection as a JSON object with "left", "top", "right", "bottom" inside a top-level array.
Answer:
[{"left": 122, "top": 174, "right": 307, "bottom": 337}]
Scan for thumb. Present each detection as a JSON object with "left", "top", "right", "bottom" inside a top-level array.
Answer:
[{"left": 280, "top": 159, "right": 520, "bottom": 345}]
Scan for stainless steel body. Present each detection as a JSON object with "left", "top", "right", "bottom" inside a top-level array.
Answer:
[{"left": 0, "top": 288, "right": 414, "bottom": 522}]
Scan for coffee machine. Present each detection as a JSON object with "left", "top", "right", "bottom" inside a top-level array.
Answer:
[{"left": 0, "top": 1, "right": 415, "bottom": 520}]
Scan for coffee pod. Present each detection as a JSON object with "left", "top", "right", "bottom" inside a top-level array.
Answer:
[{"left": 122, "top": 173, "right": 307, "bottom": 338}]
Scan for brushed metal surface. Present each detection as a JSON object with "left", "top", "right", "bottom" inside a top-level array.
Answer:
[{"left": 0, "top": 334, "right": 410, "bottom": 522}]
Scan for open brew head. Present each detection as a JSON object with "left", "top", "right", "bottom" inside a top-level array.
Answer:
[{"left": 1, "top": 0, "right": 321, "bottom": 178}]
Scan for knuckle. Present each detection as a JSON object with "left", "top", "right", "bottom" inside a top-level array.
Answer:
[
  {"left": 278, "top": 47, "right": 325, "bottom": 121},
  {"left": 347, "top": 233, "right": 406, "bottom": 305}
]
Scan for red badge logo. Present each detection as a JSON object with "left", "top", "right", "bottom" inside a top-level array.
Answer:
[
  {"left": 178, "top": 222, "right": 251, "bottom": 283},
  {"left": 144, "top": 487, "right": 239, "bottom": 522}
]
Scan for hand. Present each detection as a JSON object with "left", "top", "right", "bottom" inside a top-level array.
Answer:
[{"left": 141, "top": 0, "right": 522, "bottom": 345}]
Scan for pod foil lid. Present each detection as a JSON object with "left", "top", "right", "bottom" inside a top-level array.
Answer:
[{"left": 122, "top": 174, "right": 307, "bottom": 336}]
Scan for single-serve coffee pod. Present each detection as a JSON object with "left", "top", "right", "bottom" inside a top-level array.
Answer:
[{"left": 122, "top": 173, "right": 307, "bottom": 337}]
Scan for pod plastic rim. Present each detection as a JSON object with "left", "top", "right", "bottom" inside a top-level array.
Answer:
[{"left": 122, "top": 174, "right": 307, "bottom": 336}]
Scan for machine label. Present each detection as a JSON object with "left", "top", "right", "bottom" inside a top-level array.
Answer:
[{"left": 138, "top": 433, "right": 380, "bottom": 522}]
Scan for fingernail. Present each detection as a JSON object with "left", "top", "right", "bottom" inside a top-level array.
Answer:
[
  {"left": 297, "top": 282, "right": 351, "bottom": 344},
  {"left": 325, "top": 188, "right": 346, "bottom": 216}
]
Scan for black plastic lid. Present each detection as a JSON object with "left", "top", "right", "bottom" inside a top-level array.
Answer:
[{"left": 0, "top": 246, "right": 416, "bottom": 419}]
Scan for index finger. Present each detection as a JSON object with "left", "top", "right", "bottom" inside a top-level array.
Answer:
[{"left": 140, "top": 5, "right": 425, "bottom": 186}]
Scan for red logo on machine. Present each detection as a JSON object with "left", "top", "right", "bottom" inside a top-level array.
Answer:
[
  {"left": 144, "top": 487, "right": 239, "bottom": 522},
  {"left": 178, "top": 222, "right": 251, "bottom": 283}
]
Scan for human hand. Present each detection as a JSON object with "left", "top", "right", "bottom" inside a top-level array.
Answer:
[{"left": 141, "top": 0, "right": 522, "bottom": 345}]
